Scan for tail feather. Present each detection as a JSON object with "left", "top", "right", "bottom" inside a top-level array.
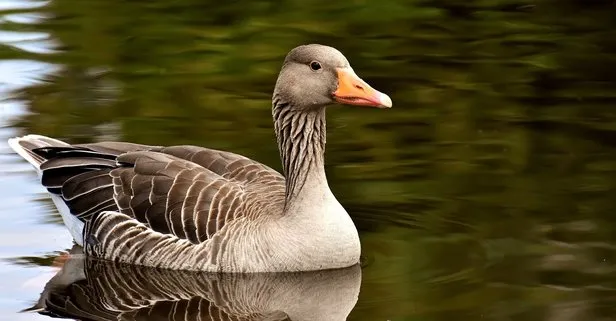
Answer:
[
  {"left": 7, "top": 134, "right": 71, "bottom": 172},
  {"left": 7, "top": 134, "right": 120, "bottom": 246},
  {"left": 8, "top": 134, "right": 159, "bottom": 247}
]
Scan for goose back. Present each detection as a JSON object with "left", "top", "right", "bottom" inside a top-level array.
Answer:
[{"left": 36, "top": 142, "right": 285, "bottom": 240}]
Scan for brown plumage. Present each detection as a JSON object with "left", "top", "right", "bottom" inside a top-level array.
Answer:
[{"left": 8, "top": 44, "right": 392, "bottom": 272}]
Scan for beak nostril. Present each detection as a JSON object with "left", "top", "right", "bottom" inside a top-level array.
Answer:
[{"left": 354, "top": 84, "right": 364, "bottom": 91}]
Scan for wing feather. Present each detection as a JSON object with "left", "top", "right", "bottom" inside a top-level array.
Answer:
[
  {"left": 62, "top": 171, "right": 113, "bottom": 201},
  {"left": 13, "top": 137, "right": 286, "bottom": 265},
  {"left": 107, "top": 147, "right": 278, "bottom": 244}
]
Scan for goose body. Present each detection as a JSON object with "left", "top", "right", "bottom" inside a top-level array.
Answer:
[{"left": 8, "top": 44, "right": 392, "bottom": 272}]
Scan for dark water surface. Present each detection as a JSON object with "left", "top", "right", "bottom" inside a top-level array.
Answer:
[{"left": 1, "top": 0, "right": 616, "bottom": 320}]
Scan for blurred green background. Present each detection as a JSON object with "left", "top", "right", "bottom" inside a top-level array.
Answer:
[{"left": 1, "top": 0, "right": 616, "bottom": 320}]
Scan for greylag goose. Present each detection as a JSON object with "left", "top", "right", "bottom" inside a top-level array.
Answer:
[
  {"left": 27, "top": 245, "right": 361, "bottom": 321},
  {"left": 8, "top": 44, "right": 392, "bottom": 272}
]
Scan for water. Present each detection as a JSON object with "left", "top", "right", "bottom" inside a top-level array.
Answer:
[{"left": 1, "top": 0, "right": 615, "bottom": 320}]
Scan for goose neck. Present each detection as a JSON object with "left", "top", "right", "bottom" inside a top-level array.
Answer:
[{"left": 272, "top": 99, "right": 328, "bottom": 208}]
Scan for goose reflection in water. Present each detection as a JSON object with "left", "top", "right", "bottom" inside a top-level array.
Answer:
[{"left": 26, "top": 246, "right": 362, "bottom": 321}]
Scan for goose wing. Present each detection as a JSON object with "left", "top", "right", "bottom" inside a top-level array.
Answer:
[{"left": 27, "top": 140, "right": 285, "bottom": 244}]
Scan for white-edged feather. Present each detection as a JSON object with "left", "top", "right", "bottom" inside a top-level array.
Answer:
[
  {"left": 8, "top": 135, "right": 84, "bottom": 244},
  {"left": 7, "top": 134, "right": 69, "bottom": 173}
]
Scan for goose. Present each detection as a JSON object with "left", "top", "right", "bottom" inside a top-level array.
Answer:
[{"left": 8, "top": 44, "right": 392, "bottom": 272}]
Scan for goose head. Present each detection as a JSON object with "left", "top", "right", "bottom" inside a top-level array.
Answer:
[{"left": 273, "top": 44, "right": 392, "bottom": 109}]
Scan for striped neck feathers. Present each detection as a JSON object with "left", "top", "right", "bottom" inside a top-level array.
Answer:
[{"left": 272, "top": 96, "right": 327, "bottom": 207}]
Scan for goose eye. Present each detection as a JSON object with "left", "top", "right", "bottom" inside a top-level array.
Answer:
[{"left": 309, "top": 61, "right": 322, "bottom": 71}]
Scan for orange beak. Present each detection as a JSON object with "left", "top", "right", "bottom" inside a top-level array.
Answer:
[{"left": 333, "top": 68, "right": 392, "bottom": 108}]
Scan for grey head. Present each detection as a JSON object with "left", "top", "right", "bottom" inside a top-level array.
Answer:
[{"left": 273, "top": 44, "right": 392, "bottom": 110}]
